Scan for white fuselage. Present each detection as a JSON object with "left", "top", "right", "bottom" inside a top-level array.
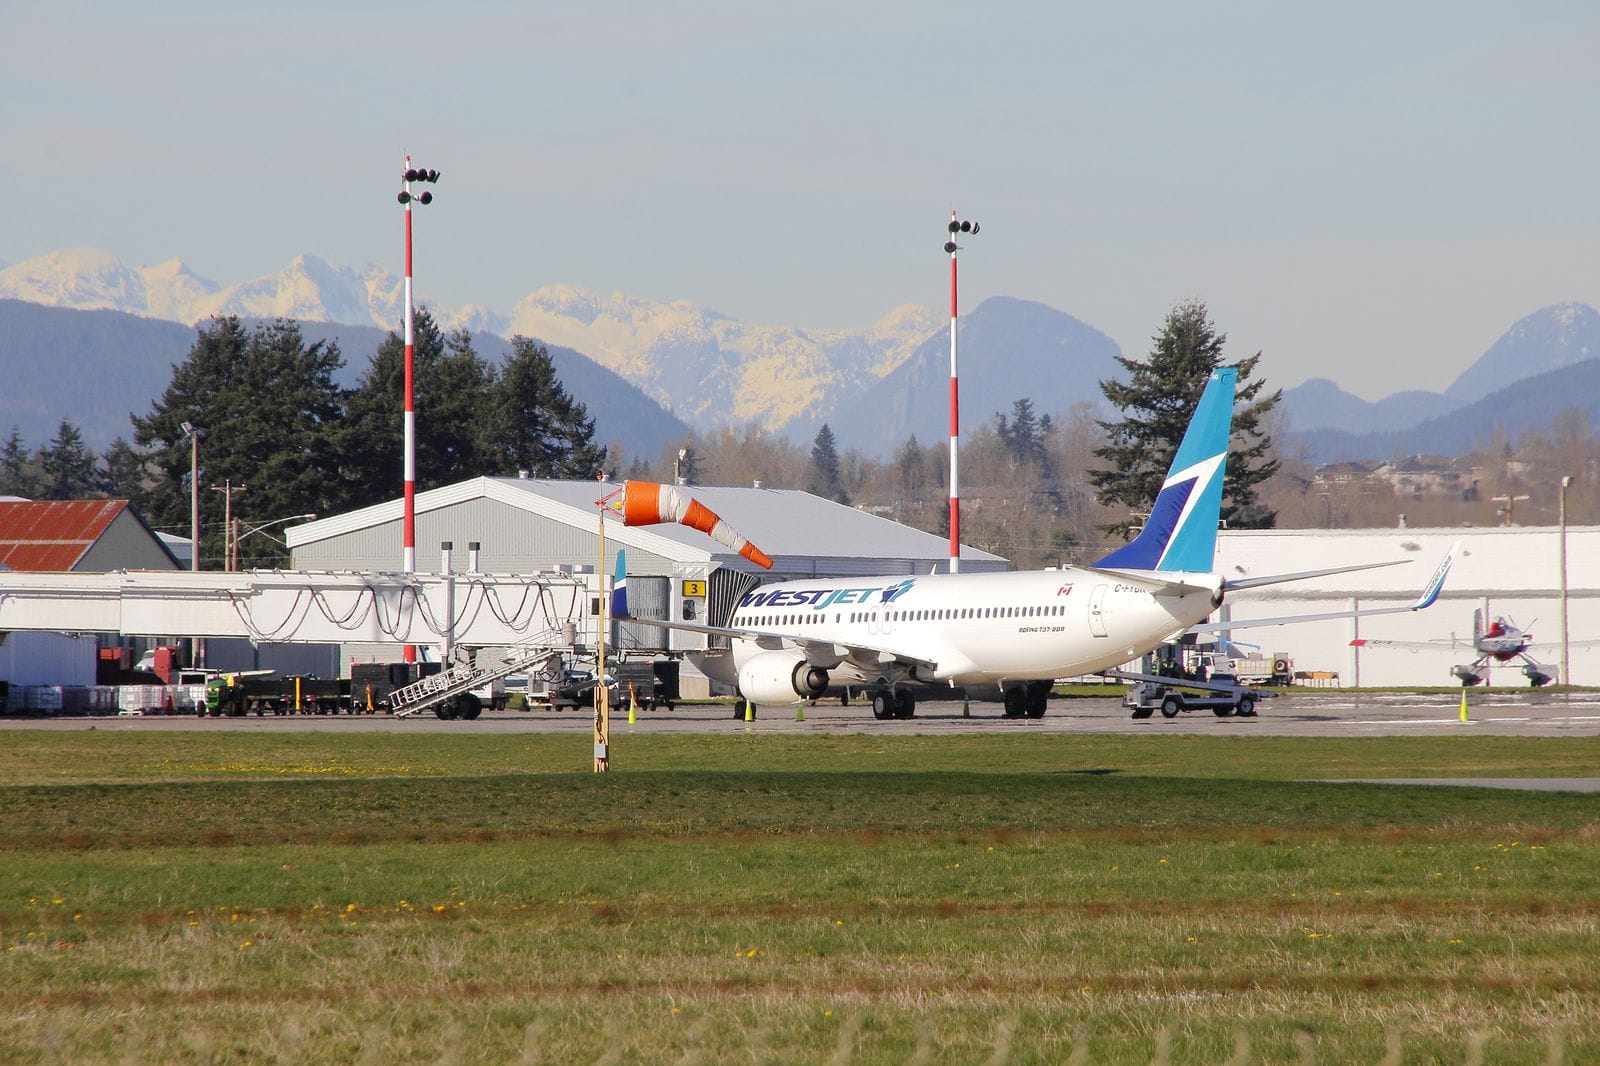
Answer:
[{"left": 726, "top": 567, "right": 1222, "bottom": 687}]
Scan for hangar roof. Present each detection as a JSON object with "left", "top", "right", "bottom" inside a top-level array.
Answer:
[{"left": 286, "top": 477, "right": 1008, "bottom": 573}]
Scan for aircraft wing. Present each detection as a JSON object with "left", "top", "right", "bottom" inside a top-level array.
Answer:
[
  {"left": 1348, "top": 636, "right": 1472, "bottom": 652},
  {"left": 619, "top": 615, "right": 939, "bottom": 674},
  {"left": 1521, "top": 636, "right": 1600, "bottom": 653}
]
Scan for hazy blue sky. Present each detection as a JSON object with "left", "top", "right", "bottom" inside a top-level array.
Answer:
[{"left": 10, "top": 1, "right": 1600, "bottom": 398}]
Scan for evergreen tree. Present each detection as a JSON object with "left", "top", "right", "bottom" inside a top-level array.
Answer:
[
  {"left": 1090, "top": 299, "right": 1279, "bottom": 532},
  {"left": 132, "top": 316, "right": 347, "bottom": 565},
  {"left": 486, "top": 337, "right": 607, "bottom": 479},
  {"left": 0, "top": 426, "right": 41, "bottom": 498},
  {"left": 996, "top": 398, "right": 1052, "bottom": 473},
  {"left": 808, "top": 424, "right": 848, "bottom": 504},
  {"left": 340, "top": 308, "right": 497, "bottom": 510},
  {"left": 39, "top": 419, "right": 102, "bottom": 498},
  {"left": 894, "top": 435, "right": 928, "bottom": 493},
  {"left": 102, "top": 438, "right": 149, "bottom": 509}
]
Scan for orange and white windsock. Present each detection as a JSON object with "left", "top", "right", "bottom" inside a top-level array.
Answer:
[{"left": 617, "top": 481, "right": 773, "bottom": 569}]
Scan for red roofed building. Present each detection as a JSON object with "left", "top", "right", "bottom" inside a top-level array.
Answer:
[
  {"left": 0, "top": 499, "right": 180, "bottom": 693},
  {"left": 0, "top": 500, "right": 180, "bottom": 574}
]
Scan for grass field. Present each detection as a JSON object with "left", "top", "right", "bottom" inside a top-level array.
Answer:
[{"left": 2, "top": 730, "right": 1598, "bottom": 1064}]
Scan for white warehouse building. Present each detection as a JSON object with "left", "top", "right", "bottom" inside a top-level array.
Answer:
[
  {"left": 285, "top": 476, "right": 1008, "bottom": 690},
  {"left": 1215, "top": 525, "right": 1600, "bottom": 687}
]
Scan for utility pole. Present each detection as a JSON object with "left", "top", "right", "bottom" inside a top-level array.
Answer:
[
  {"left": 1560, "top": 475, "right": 1572, "bottom": 688},
  {"left": 181, "top": 422, "right": 202, "bottom": 571},
  {"left": 209, "top": 480, "right": 247, "bottom": 571}
]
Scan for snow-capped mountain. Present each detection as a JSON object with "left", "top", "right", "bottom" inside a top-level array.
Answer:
[
  {"left": 506, "top": 285, "right": 938, "bottom": 431},
  {"left": 0, "top": 248, "right": 407, "bottom": 331},
  {"left": 1446, "top": 302, "right": 1600, "bottom": 404},
  {"left": 0, "top": 248, "right": 938, "bottom": 436}
]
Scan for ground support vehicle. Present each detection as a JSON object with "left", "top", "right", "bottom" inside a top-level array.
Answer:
[
  {"left": 1198, "top": 651, "right": 1294, "bottom": 687},
  {"left": 1121, "top": 673, "right": 1273, "bottom": 720},
  {"left": 387, "top": 645, "right": 563, "bottom": 720},
  {"left": 612, "top": 659, "right": 679, "bottom": 712},
  {"left": 204, "top": 675, "right": 358, "bottom": 716}
]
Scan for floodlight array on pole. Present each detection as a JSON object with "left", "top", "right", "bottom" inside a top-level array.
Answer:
[
  {"left": 943, "top": 212, "right": 979, "bottom": 574},
  {"left": 397, "top": 156, "right": 440, "bottom": 661}
]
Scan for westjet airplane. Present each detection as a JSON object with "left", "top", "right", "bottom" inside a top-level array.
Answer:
[{"left": 621, "top": 368, "right": 1454, "bottom": 719}]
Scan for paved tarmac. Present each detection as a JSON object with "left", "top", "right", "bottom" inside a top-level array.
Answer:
[
  {"left": 10, "top": 693, "right": 1599, "bottom": 792},
  {"left": 7, "top": 689, "right": 1600, "bottom": 738}
]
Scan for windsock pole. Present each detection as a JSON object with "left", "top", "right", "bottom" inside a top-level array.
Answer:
[{"left": 594, "top": 499, "right": 610, "bottom": 772}]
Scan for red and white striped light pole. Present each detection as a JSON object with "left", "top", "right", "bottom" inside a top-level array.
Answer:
[
  {"left": 397, "top": 157, "right": 440, "bottom": 661},
  {"left": 944, "top": 211, "right": 978, "bottom": 574}
]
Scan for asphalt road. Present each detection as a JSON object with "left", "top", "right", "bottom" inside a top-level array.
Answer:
[{"left": 8, "top": 689, "right": 1600, "bottom": 738}]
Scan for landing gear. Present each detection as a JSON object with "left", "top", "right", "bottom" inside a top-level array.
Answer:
[
  {"left": 871, "top": 692, "right": 893, "bottom": 720},
  {"left": 1025, "top": 681, "right": 1048, "bottom": 719},
  {"left": 1003, "top": 682, "right": 1049, "bottom": 719},
  {"left": 869, "top": 689, "right": 916, "bottom": 719}
]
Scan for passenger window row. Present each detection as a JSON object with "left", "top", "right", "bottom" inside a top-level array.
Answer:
[{"left": 738, "top": 604, "right": 1070, "bottom": 628}]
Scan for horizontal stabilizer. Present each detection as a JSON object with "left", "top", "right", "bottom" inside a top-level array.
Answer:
[
  {"left": 1193, "top": 542, "right": 1457, "bottom": 636},
  {"left": 1224, "top": 558, "right": 1410, "bottom": 592}
]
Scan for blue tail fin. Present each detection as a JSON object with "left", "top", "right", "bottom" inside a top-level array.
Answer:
[
  {"left": 610, "top": 550, "right": 629, "bottom": 619},
  {"left": 1094, "top": 367, "right": 1235, "bottom": 573}
]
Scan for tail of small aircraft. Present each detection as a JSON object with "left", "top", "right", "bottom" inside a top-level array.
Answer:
[{"left": 1094, "top": 367, "right": 1236, "bottom": 573}]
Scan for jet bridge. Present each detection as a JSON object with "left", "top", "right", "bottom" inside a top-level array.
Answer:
[{"left": 0, "top": 568, "right": 594, "bottom": 650}]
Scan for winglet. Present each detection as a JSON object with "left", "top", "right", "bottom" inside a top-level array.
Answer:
[
  {"left": 1407, "top": 541, "right": 1457, "bottom": 611},
  {"left": 610, "top": 549, "right": 629, "bottom": 619},
  {"left": 1094, "top": 367, "right": 1236, "bottom": 573}
]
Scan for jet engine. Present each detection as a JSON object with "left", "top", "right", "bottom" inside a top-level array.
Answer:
[{"left": 737, "top": 651, "right": 830, "bottom": 704}]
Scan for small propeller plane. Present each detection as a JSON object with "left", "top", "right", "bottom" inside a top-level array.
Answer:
[{"left": 1351, "top": 608, "right": 1600, "bottom": 686}]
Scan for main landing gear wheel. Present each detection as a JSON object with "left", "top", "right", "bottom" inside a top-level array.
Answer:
[
  {"left": 1025, "top": 682, "right": 1048, "bottom": 719},
  {"left": 894, "top": 690, "right": 916, "bottom": 719},
  {"left": 871, "top": 692, "right": 893, "bottom": 720},
  {"left": 1002, "top": 688, "right": 1025, "bottom": 718}
]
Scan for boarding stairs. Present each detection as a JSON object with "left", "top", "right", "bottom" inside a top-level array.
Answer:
[{"left": 390, "top": 636, "right": 566, "bottom": 719}]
